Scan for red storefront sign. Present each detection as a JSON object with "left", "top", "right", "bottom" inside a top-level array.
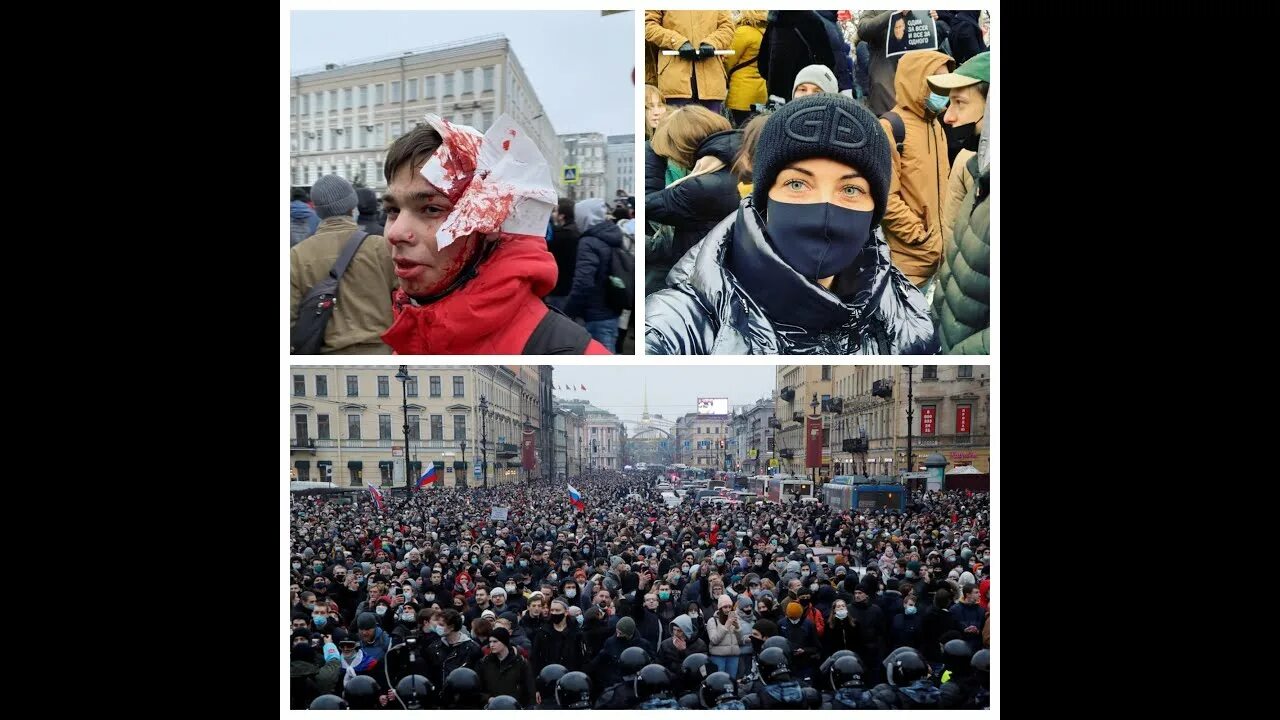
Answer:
[
  {"left": 956, "top": 405, "right": 971, "bottom": 434},
  {"left": 921, "top": 406, "right": 936, "bottom": 435},
  {"left": 805, "top": 416, "right": 823, "bottom": 468},
  {"left": 522, "top": 429, "right": 536, "bottom": 470}
]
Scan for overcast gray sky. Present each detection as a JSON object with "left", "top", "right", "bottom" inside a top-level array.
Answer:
[
  {"left": 551, "top": 366, "right": 776, "bottom": 426},
  {"left": 289, "top": 10, "right": 634, "bottom": 136}
]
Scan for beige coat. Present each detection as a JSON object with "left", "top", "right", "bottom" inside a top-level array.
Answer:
[
  {"left": 290, "top": 216, "right": 398, "bottom": 354},
  {"left": 645, "top": 11, "right": 735, "bottom": 101}
]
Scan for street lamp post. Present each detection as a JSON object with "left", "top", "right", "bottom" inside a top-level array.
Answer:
[
  {"left": 395, "top": 365, "right": 411, "bottom": 495},
  {"left": 459, "top": 439, "right": 467, "bottom": 489},
  {"left": 810, "top": 393, "right": 820, "bottom": 497},
  {"left": 479, "top": 394, "right": 489, "bottom": 488},
  {"left": 904, "top": 366, "right": 915, "bottom": 478}
]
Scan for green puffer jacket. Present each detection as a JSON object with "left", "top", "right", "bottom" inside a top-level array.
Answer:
[{"left": 932, "top": 155, "right": 989, "bottom": 354}]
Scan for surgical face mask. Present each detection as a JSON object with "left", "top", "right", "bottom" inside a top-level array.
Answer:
[
  {"left": 905, "top": 605, "right": 918, "bottom": 616},
  {"left": 342, "top": 651, "right": 357, "bottom": 662},
  {"left": 575, "top": 615, "right": 584, "bottom": 626},
  {"left": 506, "top": 584, "right": 517, "bottom": 593},
  {"left": 906, "top": 571, "right": 916, "bottom": 579},
  {"left": 682, "top": 565, "right": 690, "bottom": 573},
  {"left": 809, "top": 583, "right": 819, "bottom": 592},
  {"left": 765, "top": 198, "right": 874, "bottom": 280},
  {"left": 432, "top": 625, "right": 446, "bottom": 636},
  {"left": 565, "top": 589, "right": 577, "bottom": 599},
  {"left": 292, "top": 562, "right": 301, "bottom": 570},
  {"left": 926, "top": 92, "right": 950, "bottom": 114},
  {"left": 312, "top": 615, "right": 327, "bottom": 626},
  {"left": 402, "top": 613, "right": 416, "bottom": 623},
  {"left": 424, "top": 593, "right": 435, "bottom": 603},
  {"left": 520, "top": 560, "right": 529, "bottom": 567},
  {"left": 835, "top": 608, "right": 848, "bottom": 619},
  {"left": 658, "top": 591, "right": 671, "bottom": 601},
  {"left": 375, "top": 606, "right": 388, "bottom": 616}
]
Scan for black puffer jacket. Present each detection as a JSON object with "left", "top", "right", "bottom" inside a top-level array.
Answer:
[
  {"left": 645, "top": 130, "right": 742, "bottom": 295},
  {"left": 565, "top": 220, "right": 625, "bottom": 322},
  {"left": 645, "top": 199, "right": 938, "bottom": 355},
  {"left": 758, "top": 11, "right": 852, "bottom": 101}
]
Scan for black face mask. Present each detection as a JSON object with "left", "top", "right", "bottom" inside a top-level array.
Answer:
[
  {"left": 765, "top": 199, "right": 873, "bottom": 280},
  {"left": 955, "top": 122, "right": 981, "bottom": 152},
  {"left": 750, "top": 637, "right": 764, "bottom": 654}
]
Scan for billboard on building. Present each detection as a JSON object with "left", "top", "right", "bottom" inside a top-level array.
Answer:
[{"left": 697, "top": 398, "right": 728, "bottom": 414}]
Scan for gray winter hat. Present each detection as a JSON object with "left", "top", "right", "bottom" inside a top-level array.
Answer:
[{"left": 311, "top": 174, "right": 358, "bottom": 219}]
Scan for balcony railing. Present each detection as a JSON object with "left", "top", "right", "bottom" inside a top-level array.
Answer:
[
  {"left": 495, "top": 442, "right": 519, "bottom": 458},
  {"left": 291, "top": 438, "right": 317, "bottom": 454},
  {"left": 311, "top": 439, "right": 468, "bottom": 450}
]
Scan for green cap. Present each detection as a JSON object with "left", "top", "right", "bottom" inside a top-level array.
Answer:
[{"left": 927, "top": 52, "right": 990, "bottom": 94}]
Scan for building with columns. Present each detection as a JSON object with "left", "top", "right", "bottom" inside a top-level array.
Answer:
[{"left": 290, "top": 35, "right": 564, "bottom": 195}]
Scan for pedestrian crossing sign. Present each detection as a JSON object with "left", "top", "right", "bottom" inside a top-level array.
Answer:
[{"left": 563, "top": 165, "right": 579, "bottom": 184}]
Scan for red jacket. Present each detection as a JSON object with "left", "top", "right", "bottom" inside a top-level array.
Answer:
[{"left": 381, "top": 234, "right": 611, "bottom": 355}]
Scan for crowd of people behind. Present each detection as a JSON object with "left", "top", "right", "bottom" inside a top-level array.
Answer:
[
  {"left": 289, "top": 111, "right": 635, "bottom": 356},
  {"left": 643, "top": 10, "right": 991, "bottom": 355},
  {"left": 289, "top": 471, "right": 991, "bottom": 709}
]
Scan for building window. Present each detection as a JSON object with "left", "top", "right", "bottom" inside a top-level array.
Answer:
[
  {"left": 822, "top": 365, "right": 831, "bottom": 380},
  {"left": 454, "top": 415, "right": 466, "bottom": 440},
  {"left": 328, "top": 89, "right": 337, "bottom": 110},
  {"left": 312, "top": 375, "right": 328, "bottom": 397},
  {"left": 958, "top": 365, "right": 973, "bottom": 378},
  {"left": 295, "top": 414, "right": 309, "bottom": 441},
  {"left": 406, "top": 78, "right": 417, "bottom": 101},
  {"left": 463, "top": 69, "right": 474, "bottom": 94},
  {"left": 444, "top": 73, "right": 454, "bottom": 97},
  {"left": 377, "top": 376, "right": 389, "bottom": 397},
  {"left": 453, "top": 376, "right": 465, "bottom": 397},
  {"left": 379, "top": 414, "right": 392, "bottom": 440},
  {"left": 431, "top": 415, "right": 443, "bottom": 440},
  {"left": 347, "top": 415, "right": 362, "bottom": 440},
  {"left": 408, "top": 414, "right": 420, "bottom": 440},
  {"left": 375, "top": 123, "right": 385, "bottom": 146},
  {"left": 922, "top": 366, "right": 937, "bottom": 380},
  {"left": 375, "top": 83, "right": 385, "bottom": 104},
  {"left": 301, "top": 94, "right": 309, "bottom": 114},
  {"left": 483, "top": 111, "right": 493, "bottom": 129},
  {"left": 430, "top": 376, "right": 441, "bottom": 397},
  {"left": 317, "top": 415, "right": 330, "bottom": 440},
  {"left": 391, "top": 121, "right": 401, "bottom": 139},
  {"left": 391, "top": 81, "right": 401, "bottom": 102},
  {"left": 293, "top": 374, "right": 305, "bottom": 396},
  {"left": 359, "top": 86, "right": 368, "bottom": 106},
  {"left": 343, "top": 88, "right": 352, "bottom": 109},
  {"left": 344, "top": 126, "right": 352, "bottom": 149},
  {"left": 484, "top": 66, "right": 494, "bottom": 92},
  {"left": 407, "top": 376, "right": 419, "bottom": 397},
  {"left": 346, "top": 375, "right": 359, "bottom": 396},
  {"left": 425, "top": 76, "right": 435, "bottom": 98}
]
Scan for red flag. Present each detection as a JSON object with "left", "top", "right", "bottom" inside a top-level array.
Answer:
[{"left": 709, "top": 523, "right": 719, "bottom": 547}]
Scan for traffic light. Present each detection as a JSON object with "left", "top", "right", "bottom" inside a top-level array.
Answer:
[{"left": 768, "top": 437, "right": 775, "bottom": 451}]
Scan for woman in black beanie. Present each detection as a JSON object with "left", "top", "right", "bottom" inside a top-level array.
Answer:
[{"left": 645, "top": 93, "right": 937, "bottom": 355}]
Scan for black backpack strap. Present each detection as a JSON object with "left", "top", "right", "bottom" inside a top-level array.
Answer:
[
  {"left": 523, "top": 306, "right": 593, "bottom": 355},
  {"left": 881, "top": 111, "right": 906, "bottom": 155},
  {"left": 330, "top": 229, "right": 369, "bottom": 282}
]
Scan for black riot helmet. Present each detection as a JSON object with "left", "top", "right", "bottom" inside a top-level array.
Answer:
[
  {"left": 885, "top": 647, "right": 929, "bottom": 686},
  {"left": 555, "top": 671, "right": 593, "bottom": 709},
  {"left": 762, "top": 635, "right": 791, "bottom": 655},
  {"left": 620, "top": 646, "right": 651, "bottom": 678},
  {"left": 698, "top": 671, "right": 737, "bottom": 708},
  {"left": 635, "top": 664, "right": 673, "bottom": 700},
  {"left": 757, "top": 646, "right": 791, "bottom": 682},
  {"left": 972, "top": 649, "right": 990, "bottom": 689},
  {"left": 679, "top": 652, "right": 715, "bottom": 692},
  {"left": 395, "top": 674, "right": 434, "bottom": 709},
  {"left": 537, "top": 664, "right": 568, "bottom": 696},
  {"left": 309, "top": 694, "right": 348, "bottom": 710},
  {"left": 486, "top": 695, "right": 522, "bottom": 709},
  {"left": 942, "top": 639, "right": 974, "bottom": 673},
  {"left": 442, "top": 667, "right": 484, "bottom": 708},
  {"left": 818, "top": 648, "right": 856, "bottom": 689},
  {"left": 343, "top": 675, "right": 382, "bottom": 709},
  {"left": 831, "top": 654, "right": 866, "bottom": 688}
]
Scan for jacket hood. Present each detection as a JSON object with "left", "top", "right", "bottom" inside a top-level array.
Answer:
[
  {"left": 696, "top": 130, "right": 743, "bottom": 166},
  {"left": 894, "top": 51, "right": 956, "bottom": 119},
  {"left": 381, "top": 233, "right": 557, "bottom": 354},
  {"left": 670, "top": 614, "right": 694, "bottom": 636},
  {"left": 738, "top": 10, "right": 767, "bottom": 28},
  {"left": 671, "top": 199, "right": 891, "bottom": 337},
  {"left": 291, "top": 200, "right": 316, "bottom": 220},
  {"left": 575, "top": 198, "right": 608, "bottom": 231},
  {"left": 582, "top": 219, "right": 624, "bottom": 249}
]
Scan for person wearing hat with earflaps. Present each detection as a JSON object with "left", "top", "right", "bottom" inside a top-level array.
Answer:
[{"left": 646, "top": 92, "right": 937, "bottom": 355}]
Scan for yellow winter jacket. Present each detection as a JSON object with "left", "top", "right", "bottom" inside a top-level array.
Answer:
[
  {"left": 724, "top": 12, "right": 767, "bottom": 111},
  {"left": 645, "top": 10, "right": 735, "bottom": 101}
]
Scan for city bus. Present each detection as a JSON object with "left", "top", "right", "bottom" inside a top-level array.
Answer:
[{"left": 766, "top": 476, "right": 814, "bottom": 503}]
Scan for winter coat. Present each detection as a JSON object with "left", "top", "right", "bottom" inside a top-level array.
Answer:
[
  {"left": 758, "top": 11, "right": 850, "bottom": 102},
  {"left": 645, "top": 200, "right": 938, "bottom": 355},
  {"left": 645, "top": 130, "right": 742, "bottom": 293},
  {"left": 531, "top": 621, "right": 586, "bottom": 673},
  {"left": 822, "top": 616, "right": 861, "bottom": 656},
  {"left": 932, "top": 155, "right": 989, "bottom": 354},
  {"left": 846, "top": 600, "right": 887, "bottom": 666},
  {"left": 706, "top": 612, "right": 742, "bottom": 656},
  {"left": 477, "top": 650, "right": 537, "bottom": 707},
  {"left": 289, "top": 216, "right": 397, "bottom": 354},
  {"left": 856, "top": 11, "right": 899, "bottom": 116},
  {"left": 645, "top": 11, "right": 735, "bottom": 101},
  {"left": 428, "top": 633, "right": 484, "bottom": 687},
  {"left": 878, "top": 51, "right": 955, "bottom": 286},
  {"left": 889, "top": 609, "right": 924, "bottom": 651},
  {"left": 937, "top": 11, "right": 986, "bottom": 64},
  {"left": 950, "top": 601, "right": 986, "bottom": 651},
  {"left": 724, "top": 13, "right": 767, "bottom": 111},
  {"left": 564, "top": 220, "right": 625, "bottom": 322},
  {"left": 589, "top": 634, "right": 658, "bottom": 688},
  {"left": 380, "top": 234, "right": 611, "bottom": 355},
  {"left": 918, "top": 606, "right": 961, "bottom": 662},
  {"left": 291, "top": 201, "right": 320, "bottom": 246},
  {"left": 780, "top": 617, "right": 821, "bottom": 675},
  {"left": 546, "top": 222, "right": 580, "bottom": 298},
  {"left": 290, "top": 658, "right": 342, "bottom": 709},
  {"left": 657, "top": 635, "right": 710, "bottom": 676}
]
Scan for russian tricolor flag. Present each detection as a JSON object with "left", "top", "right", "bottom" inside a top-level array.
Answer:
[
  {"left": 367, "top": 483, "right": 386, "bottom": 511},
  {"left": 417, "top": 465, "right": 438, "bottom": 489},
  {"left": 567, "top": 484, "right": 585, "bottom": 512}
]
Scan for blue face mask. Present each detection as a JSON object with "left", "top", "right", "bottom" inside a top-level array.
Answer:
[
  {"left": 905, "top": 605, "right": 918, "bottom": 616},
  {"left": 926, "top": 92, "right": 949, "bottom": 114},
  {"left": 765, "top": 199, "right": 874, "bottom": 280},
  {"left": 575, "top": 616, "right": 584, "bottom": 626},
  {"left": 432, "top": 625, "right": 446, "bottom": 636},
  {"left": 520, "top": 560, "right": 529, "bottom": 567},
  {"left": 313, "top": 615, "right": 327, "bottom": 626}
]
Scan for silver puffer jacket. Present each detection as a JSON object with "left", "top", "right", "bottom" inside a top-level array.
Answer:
[{"left": 645, "top": 198, "right": 938, "bottom": 355}]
